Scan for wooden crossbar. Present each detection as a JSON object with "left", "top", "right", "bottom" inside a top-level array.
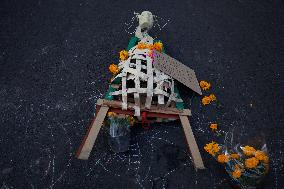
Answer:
[{"left": 97, "top": 99, "right": 191, "bottom": 116}]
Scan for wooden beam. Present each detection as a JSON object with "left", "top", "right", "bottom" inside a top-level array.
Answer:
[
  {"left": 108, "top": 107, "right": 180, "bottom": 119},
  {"left": 76, "top": 106, "right": 109, "bottom": 160},
  {"left": 179, "top": 115, "right": 205, "bottom": 170},
  {"left": 97, "top": 99, "right": 191, "bottom": 116}
]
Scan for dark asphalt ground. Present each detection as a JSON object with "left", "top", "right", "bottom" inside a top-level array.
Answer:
[{"left": 0, "top": 0, "right": 283, "bottom": 188}]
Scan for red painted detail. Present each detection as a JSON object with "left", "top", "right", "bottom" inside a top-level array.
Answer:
[
  {"left": 108, "top": 107, "right": 179, "bottom": 119},
  {"left": 108, "top": 108, "right": 135, "bottom": 115},
  {"left": 141, "top": 111, "right": 151, "bottom": 130}
]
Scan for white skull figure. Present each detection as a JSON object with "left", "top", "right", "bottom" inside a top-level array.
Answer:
[
  {"left": 138, "top": 11, "right": 154, "bottom": 31},
  {"left": 135, "top": 11, "right": 154, "bottom": 44}
]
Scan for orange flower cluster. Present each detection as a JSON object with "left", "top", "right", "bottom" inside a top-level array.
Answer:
[
  {"left": 107, "top": 112, "right": 117, "bottom": 117},
  {"left": 241, "top": 146, "right": 269, "bottom": 165},
  {"left": 204, "top": 141, "right": 220, "bottom": 156},
  {"left": 255, "top": 150, "right": 269, "bottom": 163},
  {"left": 109, "top": 64, "right": 120, "bottom": 75},
  {"left": 242, "top": 146, "right": 256, "bottom": 156},
  {"left": 217, "top": 154, "right": 229, "bottom": 163},
  {"left": 210, "top": 123, "right": 218, "bottom": 131},
  {"left": 202, "top": 94, "right": 217, "bottom": 105},
  {"left": 119, "top": 50, "right": 129, "bottom": 61},
  {"left": 136, "top": 42, "right": 163, "bottom": 52},
  {"left": 200, "top": 80, "right": 211, "bottom": 90},
  {"left": 245, "top": 157, "right": 259, "bottom": 169}
]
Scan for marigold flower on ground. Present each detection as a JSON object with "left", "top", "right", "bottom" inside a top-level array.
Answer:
[
  {"left": 199, "top": 80, "right": 211, "bottom": 90},
  {"left": 202, "top": 94, "right": 216, "bottom": 105},
  {"left": 245, "top": 157, "right": 259, "bottom": 169},
  {"left": 217, "top": 154, "right": 229, "bottom": 163},
  {"left": 242, "top": 145, "right": 256, "bottom": 156},
  {"left": 230, "top": 153, "right": 240, "bottom": 159},
  {"left": 119, "top": 50, "right": 129, "bottom": 61},
  {"left": 255, "top": 150, "right": 269, "bottom": 163},
  {"left": 202, "top": 96, "right": 212, "bottom": 105},
  {"left": 107, "top": 112, "right": 117, "bottom": 117},
  {"left": 109, "top": 64, "right": 120, "bottom": 75},
  {"left": 210, "top": 123, "right": 218, "bottom": 131},
  {"left": 209, "top": 94, "right": 216, "bottom": 101},
  {"left": 204, "top": 141, "right": 220, "bottom": 156}
]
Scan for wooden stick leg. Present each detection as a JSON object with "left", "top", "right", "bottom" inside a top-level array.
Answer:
[
  {"left": 76, "top": 106, "right": 109, "bottom": 160},
  {"left": 179, "top": 115, "right": 205, "bottom": 170}
]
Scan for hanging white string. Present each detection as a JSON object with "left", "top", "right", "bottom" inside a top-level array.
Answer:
[
  {"left": 124, "top": 12, "right": 139, "bottom": 35},
  {"left": 153, "top": 15, "right": 170, "bottom": 31}
]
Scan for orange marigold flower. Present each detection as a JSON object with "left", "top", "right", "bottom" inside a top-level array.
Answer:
[
  {"left": 230, "top": 153, "right": 240, "bottom": 159},
  {"left": 119, "top": 50, "right": 129, "bottom": 61},
  {"left": 209, "top": 94, "right": 216, "bottom": 101},
  {"left": 255, "top": 150, "right": 269, "bottom": 163},
  {"left": 109, "top": 64, "right": 120, "bottom": 75},
  {"left": 242, "top": 146, "right": 256, "bottom": 156},
  {"left": 107, "top": 112, "right": 117, "bottom": 117},
  {"left": 210, "top": 123, "right": 218, "bottom": 131},
  {"left": 202, "top": 96, "right": 212, "bottom": 105},
  {"left": 153, "top": 42, "right": 163, "bottom": 52},
  {"left": 199, "top": 80, "right": 211, "bottom": 90},
  {"left": 204, "top": 141, "right": 220, "bottom": 156},
  {"left": 202, "top": 94, "right": 216, "bottom": 105},
  {"left": 232, "top": 169, "right": 242, "bottom": 179},
  {"left": 217, "top": 154, "right": 229, "bottom": 163},
  {"left": 232, "top": 164, "right": 243, "bottom": 179},
  {"left": 147, "top": 44, "right": 155, "bottom": 50},
  {"left": 127, "top": 116, "right": 135, "bottom": 126},
  {"left": 137, "top": 43, "right": 148, "bottom": 50},
  {"left": 245, "top": 157, "right": 259, "bottom": 169}
]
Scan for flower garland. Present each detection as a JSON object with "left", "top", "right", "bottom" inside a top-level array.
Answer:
[
  {"left": 136, "top": 42, "right": 163, "bottom": 52},
  {"left": 108, "top": 41, "right": 163, "bottom": 76}
]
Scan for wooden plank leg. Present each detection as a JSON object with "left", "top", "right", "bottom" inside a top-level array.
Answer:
[
  {"left": 179, "top": 115, "right": 205, "bottom": 170},
  {"left": 76, "top": 106, "right": 109, "bottom": 160}
]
